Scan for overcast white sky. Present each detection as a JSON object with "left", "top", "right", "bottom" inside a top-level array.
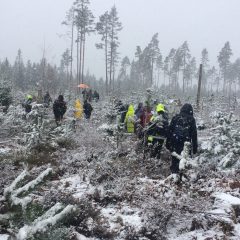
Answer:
[{"left": 0, "top": 0, "right": 239, "bottom": 78}]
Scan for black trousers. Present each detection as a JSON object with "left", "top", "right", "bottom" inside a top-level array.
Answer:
[{"left": 170, "top": 156, "right": 180, "bottom": 173}]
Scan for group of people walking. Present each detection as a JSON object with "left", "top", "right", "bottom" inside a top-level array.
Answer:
[
  {"left": 23, "top": 91, "right": 95, "bottom": 126},
  {"left": 82, "top": 89, "right": 100, "bottom": 102},
  {"left": 22, "top": 91, "right": 197, "bottom": 175},
  {"left": 117, "top": 100, "right": 198, "bottom": 174}
]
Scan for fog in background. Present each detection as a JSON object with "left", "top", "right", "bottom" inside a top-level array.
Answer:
[{"left": 0, "top": 0, "right": 239, "bottom": 79}]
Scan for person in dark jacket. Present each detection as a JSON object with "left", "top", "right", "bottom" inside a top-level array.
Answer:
[
  {"left": 83, "top": 100, "right": 93, "bottom": 119},
  {"left": 53, "top": 95, "right": 67, "bottom": 125},
  {"left": 88, "top": 89, "right": 93, "bottom": 102},
  {"left": 135, "top": 103, "right": 144, "bottom": 120},
  {"left": 115, "top": 100, "right": 128, "bottom": 125},
  {"left": 93, "top": 90, "right": 100, "bottom": 102},
  {"left": 82, "top": 90, "right": 87, "bottom": 101},
  {"left": 43, "top": 91, "right": 52, "bottom": 107},
  {"left": 146, "top": 104, "right": 169, "bottom": 159},
  {"left": 166, "top": 103, "right": 198, "bottom": 174}
]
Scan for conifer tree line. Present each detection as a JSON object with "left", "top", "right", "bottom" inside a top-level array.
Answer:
[
  {"left": 0, "top": 0, "right": 239, "bottom": 98},
  {"left": 0, "top": 49, "right": 100, "bottom": 95},
  {"left": 120, "top": 38, "right": 239, "bottom": 98}
]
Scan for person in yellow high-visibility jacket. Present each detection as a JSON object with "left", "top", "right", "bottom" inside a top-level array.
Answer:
[
  {"left": 124, "top": 104, "right": 135, "bottom": 133},
  {"left": 74, "top": 99, "right": 83, "bottom": 119}
]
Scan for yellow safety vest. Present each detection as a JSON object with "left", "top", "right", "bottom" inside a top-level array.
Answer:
[{"left": 74, "top": 99, "right": 83, "bottom": 119}]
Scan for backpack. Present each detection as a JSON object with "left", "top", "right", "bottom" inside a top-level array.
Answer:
[{"left": 172, "top": 115, "right": 190, "bottom": 142}]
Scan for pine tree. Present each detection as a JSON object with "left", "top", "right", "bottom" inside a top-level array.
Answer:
[
  {"left": 108, "top": 5, "right": 122, "bottom": 92},
  {"left": 207, "top": 66, "right": 217, "bottom": 94},
  {"left": 13, "top": 49, "right": 25, "bottom": 90},
  {"left": 172, "top": 48, "right": 182, "bottom": 91},
  {"left": 0, "top": 58, "right": 12, "bottom": 86},
  {"left": 167, "top": 48, "right": 176, "bottom": 90},
  {"left": 217, "top": 41, "right": 233, "bottom": 92},
  {"left": 25, "top": 60, "right": 34, "bottom": 90},
  {"left": 62, "top": 7, "right": 75, "bottom": 88},
  {"left": 134, "top": 46, "right": 143, "bottom": 87},
  {"left": 180, "top": 41, "right": 191, "bottom": 93},
  {"left": 156, "top": 53, "right": 163, "bottom": 87},
  {"left": 74, "top": 0, "right": 95, "bottom": 84},
  {"left": 148, "top": 33, "right": 161, "bottom": 86},
  {"left": 163, "top": 56, "right": 169, "bottom": 87},
  {"left": 233, "top": 59, "right": 240, "bottom": 91},
  {"left": 117, "top": 56, "right": 130, "bottom": 90},
  {"left": 201, "top": 48, "right": 209, "bottom": 93},
  {"left": 96, "top": 11, "right": 111, "bottom": 94},
  {"left": 184, "top": 57, "right": 196, "bottom": 90},
  {"left": 61, "top": 49, "right": 72, "bottom": 90}
]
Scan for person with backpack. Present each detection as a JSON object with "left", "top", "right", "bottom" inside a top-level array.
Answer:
[
  {"left": 53, "top": 95, "right": 67, "bottom": 125},
  {"left": 146, "top": 103, "right": 169, "bottom": 159},
  {"left": 83, "top": 100, "right": 93, "bottom": 119},
  {"left": 166, "top": 103, "right": 198, "bottom": 174}
]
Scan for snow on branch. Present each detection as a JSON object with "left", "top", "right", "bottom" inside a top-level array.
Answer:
[
  {"left": 5, "top": 168, "right": 52, "bottom": 208},
  {"left": 12, "top": 168, "right": 52, "bottom": 197},
  {"left": 17, "top": 203, "right": 77, "bottom": 240},
  {"left": 3, "top": 169, "right": 29, "bottom": 198}
]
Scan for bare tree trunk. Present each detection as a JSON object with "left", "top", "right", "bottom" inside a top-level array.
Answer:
[
  {"left": 79, "top": 32, "right": 83, "bottom": 85},
  {"left": 112, "top": 59, "right": 115, "bottom": 91},
  {"left": 105, "top": 35, "right": 108, "bottom": 95},
  {"left": 76, "top": 31, "right": 79, "bottom": 93},
  {"left": 216, "top": 70, "right": 220, "bottom": 94},
  {"left": 197, "top": 64, "right": 203, "bottom": 110},
  {"left": 223, "top": 74, "right": 226, "bottom": 93},
  {"left": 182, "top": 56, "right": 186, "bottom": 93},
  {"left": 81, "top": 32, "right": 86, "bottom": 84},
  {"left": 41, "top": 40, "right": 46, "bottom": 92},
  {"left": 169, "top": 73, "right": 171, "bottom": 91},
  {"left": 66, "top": 64, "right": 69, "bottom": 88},
  {"left": 163, "top": 71, "right": 165, "bottom": 87},
  {"left": 69, "top": 14, "right": 74, "bottom": 92},
  {"left": 150, "top": 58, "right": 154, "bottom": 86},
  {"left": 109, "top": 45, "right": 113, "bottom": 92},
  {"left": 177, "top": 70, "right": 180, "bottom": 92}
]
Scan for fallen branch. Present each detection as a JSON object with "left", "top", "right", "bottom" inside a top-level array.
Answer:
[{"left": 17, "top": 203, "right": 77, "bottom": 240}]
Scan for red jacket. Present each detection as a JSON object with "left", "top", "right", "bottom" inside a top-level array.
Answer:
[{"left": 140, "top": 108, "right": 152, "bottom": 128}]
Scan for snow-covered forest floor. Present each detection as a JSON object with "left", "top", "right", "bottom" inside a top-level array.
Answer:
[{"left": 1, "top": 93, "right": 240, "bottom": 240}]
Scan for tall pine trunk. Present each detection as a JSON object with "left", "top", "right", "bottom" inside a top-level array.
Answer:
[
  {"left": 182, "top": 56, "right": 186, "bottom": 93},
  {"left": 105, "top": 34, "right": 109, "bottom": 95},
  {"left": 79, "top": 32, "right": 83, "bottom": 85},
  {"left": 150, "top": 58, "right": 154, "bottom": 86},
  {"left": 109, "top": 45, "right": 113, "bottom": 92},
  {"left": 82, "top": 32, "right": 86, "bottom": 84},
  {"left": 69, "top": 12, "right": 74, "bottom": 92},
  {"left": 112, "top": 56, "right": 116, "bottom": 91},
  {"left": 76, "top": 31, "right": 80, "bottom": 93}
]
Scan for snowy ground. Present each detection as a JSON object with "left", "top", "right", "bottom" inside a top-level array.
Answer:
[{"left": 1, "top": 94, "right": 240, "bottom": 239}]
